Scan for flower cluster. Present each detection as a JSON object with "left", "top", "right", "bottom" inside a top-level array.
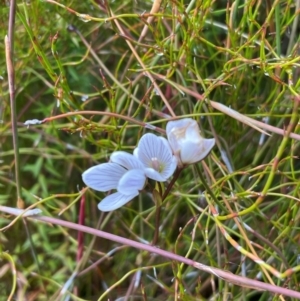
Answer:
[{"left": 82, "top": 118, "right": 215, "bottom": 211}]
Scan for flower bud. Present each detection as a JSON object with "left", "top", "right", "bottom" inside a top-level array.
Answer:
[{"left": 166, "top": 118, "right": 215, "bottom": 167}]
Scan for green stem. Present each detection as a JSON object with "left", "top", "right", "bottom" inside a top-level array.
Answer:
[
  {"left": 162, "top": 168, "right": 182, "bottom": 202},
  {"left": 195, "top": 164, "right": 227, "bottom": 212},
  {"left": 274, "top": 2, "right": 281, "bottom": 55},
  {"left": 152, "top": 202, "right": 162, "bottom": 246},
  {"left": 152, "top": 169, "right": 182, "bottom": 245},
  {"left": 218, "top": 98, "right": 299, "bottom": 220}
]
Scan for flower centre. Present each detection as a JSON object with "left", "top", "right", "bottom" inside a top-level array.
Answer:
[{"left": 151, "top": 157, "right": 163, "bottom": 172}]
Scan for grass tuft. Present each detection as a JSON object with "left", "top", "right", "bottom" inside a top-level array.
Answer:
[{"left": 1, "top": 0, "right": 300, "bottom": 300}]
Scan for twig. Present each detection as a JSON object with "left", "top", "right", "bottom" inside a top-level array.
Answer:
[
  {"left": 5, "top": 36, "right": 21, "bottom": 204},
  {"left": 0, "top": 207, "right": 300, "bottom": 299}
]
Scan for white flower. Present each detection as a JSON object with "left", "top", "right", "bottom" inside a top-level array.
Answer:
[
  {"left": 134, "top": 133, "right": 177, "bottom": 181},
  {"left": 166, "top": 118, "right": 215, "bottom": 167},
  {"left": 82, "top": 151, "right": 147, "bottom": 211},
  {"left": 82, "top": 133, "right": 178, "bottom": 211}
]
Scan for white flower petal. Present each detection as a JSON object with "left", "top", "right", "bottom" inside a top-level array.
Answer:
[
  {"left": 110, "top": 151, "right": 144, "bottom": 170},
  {"left": 117, "top": 169, "right": 146, "bottom": 195},
  {"left": 166, "top": 118, "right": 196, "bottom": 153},
  {"left": 159, "top": 156, "right": 177, "bottom": 179},
  {"left": 181, "top": 138, "right": 215, "bottom": 164},
  {"left": 144, "top": 168, "right": 165, "bottom": 181},
  {"left": 185, "top": 120, "right": 202, "bottom": 140},
  {"left": 166, "top": 118, "right": 194, "bottom": 135},
  {"left": 134, "top": 133, "right": 159, "bottom": 166},
  {"left": 134, "top": 133, "right": 176, "bottom": 181},
  {"left": 166, "top": 134, "right": 180, "bottom": 154},
  {"left": 82, "top": 163, "right": 126, "bottom": 191},
  {"left": 98, "top": 191, "right": 138, "bottom": 211}
]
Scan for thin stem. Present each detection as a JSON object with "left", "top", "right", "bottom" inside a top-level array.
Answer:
[
  {"left": 287, "top": 0, "right": 300, "bottom": 55},
  {"left": 274, "top": 2, "right": 281, "bottom": 56},
  {"left": 0, "top": 208, "right": 300, "bottom": 298},
  {"left": 150, "top": 72, "right": 300, "bottom": 141},
  {"left": 208, "top": 204, "right": 300, "bottom": 279},
  {"left": 152, "top": 203, "right": 161, "bottom": 246},
  {"left": 1, "top": 252, "right": 17, "bottom": 301},
  {"left": 108, "top": 7, "right": 176, "bottom": 117},
  {"left": 8, "top": 0, "right": 16, "bottom": 58},
  {"left": 162, "top": 168, "right": 182, "bottom": 201},
  {"left": 7, "top": 3, "right": 47, "bottom": 297},
  {"left": 5, "top": 36, "right": 21, "bottom": 204},
  {"left": 218, "top": 97, "right": 299, "bottom": 220},
  {"left": 40, "top": 110, "right": 166, "bottom": 134},
  {"left": 152, "top": 169, "right": 182, "bottom": 245},
  {"left": 195, "top": 164, "right": 227, "bottom": 212}
]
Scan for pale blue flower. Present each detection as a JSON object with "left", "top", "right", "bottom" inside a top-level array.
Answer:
[
  {"left": 82, "top": 151, "right": 147, "bottom": 211},
  {"left": 83, "top": 133, "right": 177, "bottom": 211},
  {"left": 134, "top": 133, "right": 177, "bottom": 181},
  {"left": 166, "top": 118, "right": 215, "bottom": 167}
]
